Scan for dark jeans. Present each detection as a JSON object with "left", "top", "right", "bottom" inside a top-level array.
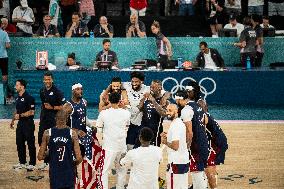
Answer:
[
  {"left": 179, "top": 3, "right": 194, "bottom": 16},
  {"left": 16, "top": 119, "right": 36, "bottom": 165},
  {"left": 255, "top": 52, "right": 264, "bottom": 67},
  {"left": 241, "top": 52, "right": 256, "bottom": 68}
]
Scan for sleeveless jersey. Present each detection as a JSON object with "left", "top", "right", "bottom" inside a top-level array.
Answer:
[
  {"left": 48, "top": 127, "right": 75, "bottom": 189},
  {"left": 67, "top": 99, "right": 87, "bottom": 133}
]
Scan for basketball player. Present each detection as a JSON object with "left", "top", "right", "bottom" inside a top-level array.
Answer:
[
  {"left": 175, "top": 89, "right": 209, "bottom": 189},
  {"left": 186, "top": 81, "right": 228, "bottom": 189},
  {"left": 38, "top": 108, "right": 82, "bottom": 189},
  {"left": 38, "top": 71, "right": 65, "bottom": 170},
  {"left": 124, "top": 71, "right": 150, "bottom": 150},
  {"left": 161, "top": 104, "right": 189, "bottom": 189},
  {"left": 96, "top": 92, "right": 131, "bottom": 189},
  {"left": 197, "top": 98, "right": 228, "bottom": 189},
  {"left": 10, "top": 79, "right": 36, "bottom": 171},
  {"left": 138, "top": 80, "right": 170, "bottom": 146},
  {"left": 99, "top": 77, "right": 129, "bottom": 112},
  {"left": 120, "top": 127, "right": 162, "bottom": 189},
  {"left": 65, "top": 83, "right": 88, "bottom": 157}
]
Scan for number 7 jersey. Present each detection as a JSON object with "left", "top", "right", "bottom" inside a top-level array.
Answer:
[{"left": 48, "top": 127, "right": 75, "bottom": 189}]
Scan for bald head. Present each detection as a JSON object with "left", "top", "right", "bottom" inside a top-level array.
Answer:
[
  {"left": 55, "top": 109, "right": 69, "bottom": 127},
  {"left": 99, "top": 16, "right": 107, "bottom": 25},
  {"left": 166, "top": 104, "right": 178, "bottom": 120}
]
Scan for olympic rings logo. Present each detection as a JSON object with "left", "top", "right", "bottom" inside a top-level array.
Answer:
[{"left": 162, "top": 77, "right": 216, "bottom": 99}]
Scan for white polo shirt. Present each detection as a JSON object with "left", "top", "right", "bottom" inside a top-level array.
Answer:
[
  {"left": 167, "top": 117, "right": 189, "bottom": 164},
  {"left": 96, "top": 107, "right": 131, "bottom": 152},
  {"left": 203, "top": 50, "right": 217, "bottom": 69},
  {"left": 120, "top": 145, "right": 162, "bottom": 189}
]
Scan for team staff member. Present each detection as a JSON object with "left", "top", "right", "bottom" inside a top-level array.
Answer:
[
  {"left": 38, "top": 108, "right": 82, "bottom": 189},
  {"left": 10, "top": 79, "right": 36, "bottom": 171},
  {"left": 38, "top": 71, "right": 65, "bottom": 170}
]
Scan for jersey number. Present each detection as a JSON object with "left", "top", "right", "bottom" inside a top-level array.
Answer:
[{"left": 57, "top": 146, "right": 66, "bottom": 161}]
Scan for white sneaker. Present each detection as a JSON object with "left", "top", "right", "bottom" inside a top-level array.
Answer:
[
  {"left": 26, "top": 164, "right": 35, "bottom": 171},
  {"left": 38, "top": 163, "right": 49, "bottom": 170},
  {"left": 13, "top": 163, "right": 26, "bottom": 169}
]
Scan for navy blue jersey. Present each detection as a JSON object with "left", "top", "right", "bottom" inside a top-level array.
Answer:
[
  {"left": 141, "top": 96, "right": 164, "bottom": 146},
  {"left": 141, "top": 97, "right": 164, "bottom": 132},
  {"left": 15, "top": 92, "right": 35, "bottom": 120},
  {"left": 67, "top": 99, "right": 87, "bottom": 133},
  {"left": 39, "top": 85, "right": 65, "bottom": 128},
  {"left": 206, "top": 112, "right": 228, "bottom": 164},
  {"left": 48, "top": 127, "right": 75, "bottom": 189},
  {"left": 182, "top": 101, "right": 209, "bottom": 162}
]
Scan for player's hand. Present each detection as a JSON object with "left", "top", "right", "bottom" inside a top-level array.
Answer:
[
  {"left": 160, "top": 92, "right": 171, "bottom": 107},
  {"left": 10, "top": 122, "right": 15, "bottom": 129},
  {"left": 44, "top": 103, "right": 53, "bottom": 110},
  {"left": 161, "top": 135, "right": 167, "bottom": 144},
  {"left": 78, "top": 130, "right": 86, "bottom": 138},
  {"left": 144, "top": 92, "right": 150, "bottom": 99},
  {"left": 118, "top": 100, "right": 126, "bottom": 108},
  {"left": 14, "top": 114, "right": 20, "bottom": 120}
]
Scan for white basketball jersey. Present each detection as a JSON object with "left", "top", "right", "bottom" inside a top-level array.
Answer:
[{"left": 123, "top": 82, "right": 150, "bottom": 126}]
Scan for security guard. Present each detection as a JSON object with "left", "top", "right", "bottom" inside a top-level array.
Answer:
[
  {"left": 10, "top": 79, "right": 36, "bottom": 171},
  {"left": 38, "top": 71, "right": 65, "bottom": 170}
]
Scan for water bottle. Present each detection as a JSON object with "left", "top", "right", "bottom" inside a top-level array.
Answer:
[
  {"left": 246, "top": 56, "right": 251, "bottom": 70},
  {"left": 178, "top": 57, "right": 183, "bottom": 68},
  {"left": 90, "top": 31, "right": 94, "bottom": 39}
]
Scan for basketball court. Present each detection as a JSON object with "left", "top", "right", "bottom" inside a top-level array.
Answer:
[{"left": 0, "top": 120, "right": 283, "bottom": 189}]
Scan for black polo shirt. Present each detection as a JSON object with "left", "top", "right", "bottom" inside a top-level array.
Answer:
[
  {"left": 16, "top": 91, "right": 35, "bottom": 120},
  {"left": 93, "top": 24, "right": 114, "bottom": 38},
  {"left": 95, "top": 50, "right": 118, "bottom": 66},
  {"left": 39, "top": 85, "right": 65, "bottom": 123},
  {"left": 35, "top": 24, "right": 59, "bottom": 37}
]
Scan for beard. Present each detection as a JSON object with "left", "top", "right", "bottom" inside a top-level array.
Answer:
[{"left": 167, "top": 115, "right": 175, "bottom": 120}]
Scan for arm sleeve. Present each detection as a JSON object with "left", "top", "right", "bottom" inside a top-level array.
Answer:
[
  {"left": 108, "top": 25, "right": 114, "bottom": 34},
  {"left": 55, "top": 89, "right": 65, "bottom": 105},
  {"left": 29, "top": 96, "right": 35, "bottom": 111},
  {"left": 239, "top": 30, "right": 246, "bottom": 42},
  {"left": 113, "top": 52, "right": 118, "bottom": 63},
  {"left": 181, "top": 106, "right": 194, "bottom": 122},
  {"left": 140, "top": 22, "right": 146, "bottom": 32},
  {"left": 5, "top": 33, "right": 10, "bottom": 43}
]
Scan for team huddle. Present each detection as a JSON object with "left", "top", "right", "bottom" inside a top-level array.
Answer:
[{"left": 11, "top": 71, "right": 228, "bottom": 189}]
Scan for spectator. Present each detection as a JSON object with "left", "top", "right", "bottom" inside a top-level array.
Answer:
[
  {"left": 225, "top": 0, "right": 241, "bottom": 16},
  {"left": 260, "top": 16, "right": 274, "bottom": 28},
  {"left": 66, "top": 52, "right": 80, "bottom": 67},
  {"left": 1, "top": 17, "right": 16, "bottom": 34},
  {"left": 60, "top": 0, "right": 78, "bottom": 34},
  {"left": 234, "top": 17, "right": 257, "bottom": 68},
  {"left": 93, "top": 16, "right": 113, "bottom": 38},
  {"left": 95, "top": 39, "right": 118, "bottom": 68},
  {"left": 196, "top": 41, "right": 224, "bottom": 69},
  {"left": 65, "top": 12, "right": 88, "bottom": 37},
  {"left": 35, "top": 15, "right": 60, "bottom": 37},
  {"left": 79, "top": 0, "right": 95, "bottom": 21},
  {"left": 49, "top": 0, "right": 63, "bottom": 35},
  {"left": 206, "top": 0, "right": 226, "bottom": 37},
  {"left": 268, "top": 0, "right": 284, "bottom": 16},
  {"left": 151, "top": 21, "right": 172, "bottom": 69},
  {"left": 175, "top": 0, "right": 197, "bottom": 16},
  {"left": 251, "top": 14, "right": 263, "bottom": 67},
  {"left": 0, "top": 0, "right": 9, "bottom": 19},
  {"left": 12, "top": 0, "right": 35, "bottom": 37},
  {"left": 248, "top": 0, "right": 264, "bottom": 16},
  {"left": 224, "top": 14, "right": 244, "bottom": 37},
  {"left": 130, "top": 0, "right": 147, "bottom": 16},
  {"left": 126, "top": 13, "right": 146, "bottom": 37},
  {"left": 0, "top": 21, "right": 10, "bottom": 102}
]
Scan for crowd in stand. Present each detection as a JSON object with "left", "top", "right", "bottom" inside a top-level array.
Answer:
[{"left": 0, "top": 0, "right": 283, "bottom": 37}]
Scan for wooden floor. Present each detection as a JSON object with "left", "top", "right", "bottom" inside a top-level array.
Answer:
[{"left": 0, "top": 121, "right": 283, "bottom": 189}]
